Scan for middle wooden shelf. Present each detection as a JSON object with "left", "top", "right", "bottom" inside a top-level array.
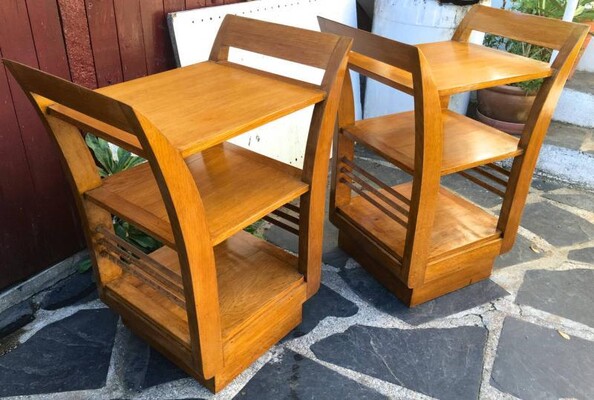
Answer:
[
  {"left": 342, "top": 110, "right": 523, "bottom": 175},
  {"left": 86, "top": 142, "right": 309, "bottom": 248}
]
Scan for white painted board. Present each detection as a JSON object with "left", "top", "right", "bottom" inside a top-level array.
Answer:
[
  {"left": 365, "top": 0, "right": 489, "bottom": 118},
  {"left": 168, "top": 0, "right": 360, "bottom": 167}
]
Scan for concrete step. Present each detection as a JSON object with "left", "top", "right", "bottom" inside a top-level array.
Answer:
[
  {"left": 530, "top": 121, "right": 594, "bottom": 190},
  {"left": 553, "top": 71, "right": 594, "bottom": 128}
]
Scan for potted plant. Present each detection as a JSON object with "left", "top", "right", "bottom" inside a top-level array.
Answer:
[
  {"left": 527, "top": 0, "right": 594, "bottom": 75},
  {"left": 476, "top": 0, "right": 592, "bottom": 134}
]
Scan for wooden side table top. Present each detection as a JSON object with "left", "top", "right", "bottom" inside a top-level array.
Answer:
[
  {"left": 348, "top": 40, "right": 553, "bottom": 96},
  {"left": 48, "top": 61, "right": 325, "bottom": 157}
]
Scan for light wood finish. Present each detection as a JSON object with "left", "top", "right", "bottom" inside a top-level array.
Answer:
[
  {"left": 85, "top": 142, "right": 308, "bottom": 248},
  {"left": 343, "top": 110, "right": 522, "bottom": 175},
  {"left": 3, "top": 14, "right": 351, "bottom": 393},
  {"left": 416, "top": 41, "right": 553, "bottom": 95},
  {"left": 320, "top": 8, "right": 588, "bottom": 306},
  {"left": 49, "top": 61, "right": 325, "bottom": 157},
  {"left": 337, "top": 183, "right": 500, "bottom": 262},
  {"left": 330, "top": 22, "right": 553, "bottom": 97}
]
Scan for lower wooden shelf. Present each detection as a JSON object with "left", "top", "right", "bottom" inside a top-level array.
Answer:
[
  {"left": 101, "top": 230, "right": 306, "bottom": 390},
  {"left": 337, "top": 182, "right": 501, "bottom": 262},
  {"left": 333, "top": 181, "right": 503, "bottom": 305}
]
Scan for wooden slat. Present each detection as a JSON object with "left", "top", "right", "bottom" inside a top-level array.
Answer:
[
  {"left": 86, "top": 0, "right": 123, "bottom": 87},
  {"left": 100, "top": 239, "right": 186, "bottom": 307},
  {"left": 318, "top": 17, "right": 417, "bottom": 72},
  {"left": 96, "top": 225, "right": 182, "bottom": 285},
  {"left": 108, "top": 230, "right": 304, "bottom": 344},
  {"left": 486, "top": 163, "right": 511, "bottom": 177},
  {"left": 85, "top": 142, "right": 309, "bottom": 247},
  {"left": 338, "top": 182, "right": 500, "bottom": 261},
  {"left": 453, "top": 4, "right": 577, "bottom": 50},
  {"left": 47, "top": 104, "right": 143, "bottom": 155},
  {"left": 164, "top": 0, "right": 186, "bottom": 13},
  {"left": 271, "top": 209, "right": 300, "bottom": 225},
  {"left": 473, "top": 166, "right": 508, "bottom": 187},
  {"left": 344, "top": 110, "right": 522, "bottom": 176},
  {"left": 0, "top": 2, "right": 83, "bottom": 280},
  {"left": 342, "top": 178, "right": 408, "bottom": 229},
  {"left": 458, "top": 171, "right": 506, "bottom": 197},
  {"left": 340, "top": 168, "right": 409, "bottom": 217},
  {"left": 140, "top": 0, "right": 169, "bottom": 75},
  {"left": 185, "top": 0, "right": 206, "bottom": 9},
  {"left": 0, "top": 47, "right": 38, "bottom": 288},
  {"left": 26, "top": 0, "right": 71, "bottom": 80},
  {"left": 5, "top": 60, "right": 136, "bottom": 134},
  {"left": 114, "top": 0, "right": 148, "bottom": 81},
  {"left": 263, "top": 216, "right": 300, "bottom": 236},
  {"left": 211, "top": 14, "right": 340, "bottom": 69},
  {"left": 341, "top": 157, "right": 411, "bottom": 205},
  {"left": 56, "top": 0, "right": 98, "bottom": 88},
  {"left": 347, "top": 52, "right": 413, "bottom": 95},
  {"left": 283, "top": 203, "right": 300, "bottom": 214}
]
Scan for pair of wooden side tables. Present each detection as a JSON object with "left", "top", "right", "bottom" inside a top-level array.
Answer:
[{"left": 3, "top": 5, "right": 587, "bottom": 393}]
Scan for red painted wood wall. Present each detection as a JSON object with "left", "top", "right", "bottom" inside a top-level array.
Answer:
[{"left": 0, "top": 0, "right": 243, "bottom": 290}]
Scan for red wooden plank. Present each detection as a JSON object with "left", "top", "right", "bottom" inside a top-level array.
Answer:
[
  {"left": 0, "top": 47, "right": 38, "bottom": 289},
  {"left": 57, "top": 0, "right": 97, "bottom": 88},
  {"left": 140, "top": 0, "right": 168, "bottom": 74},
  {"left": 185, "top": 0, "right": 206, "bottom": 10},
  {"left": 114, "top": 0, "right": 148, "bottom": 81},
  {"left": 0, "top": 2, "right": 83, "bottom": 289},
  {"left": 86, "top": 0, "right": 124, "bottom": 87},
  {"left": 164, "top": 0, "right": 186, "bottom": 13},
  {"left": 26, "top": 0, "right": 71, "bottom": 80}
]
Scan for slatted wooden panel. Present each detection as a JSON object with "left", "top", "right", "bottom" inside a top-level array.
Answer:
[{"left": 0, "top": 0, "right": 244, "bottom": 290}]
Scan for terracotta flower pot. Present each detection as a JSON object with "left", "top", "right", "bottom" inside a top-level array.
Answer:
[{"left": 476, "top": 85, "right": 536, "bottom": 135}]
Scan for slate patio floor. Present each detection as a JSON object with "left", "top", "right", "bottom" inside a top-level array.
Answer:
[{"left": 1, "top": 148, "right": 593, "bottom": 400}]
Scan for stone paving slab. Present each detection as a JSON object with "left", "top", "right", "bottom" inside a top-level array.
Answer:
[
  {"left": 568, "top": 246, "right": 594, "bottom": 263},
  {"left": 311, "top": 325, "right": 487, "bottom": 400},
  {"left": 520, "top": 201, "right": 594, "bottom": 246},
  {"left": 491, "top": 317, "right": 594, "bottom": 400},
  {"left": 516, "top": 269, "right": 594, "bottom": 328},
  {"left": 543, "top": 191, "right": 594, "bottom": 213},
  {"left": 1, "top": 153, "right": 593, "bottom": 400},
  {"left": 545, "top": 121, "right": 591, "bottom": 151},
  {"left": 234, "top": 349, "right": 387, "bottom": 400},
  {"left": 35, "top": 270, "right": 97, "bottom": 310},
  {"left": 339, "top": 263, "right": 508, "bottom": 326},
  {"left": 494, "top": 234, "right": 545, "bottom": 270},
  {"left": 287, "top": 284, "right": 358, "bottom": 339},
  {"left": 0, "top": 301, "right": 34, "bottom": 339},
  {"left": 0, "top": 309, "right": 117, "bottom": 397}
]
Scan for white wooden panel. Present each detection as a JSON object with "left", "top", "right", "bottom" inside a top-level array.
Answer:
[{"left": 168, "top": 0, "right": 360, "bottom": 167}]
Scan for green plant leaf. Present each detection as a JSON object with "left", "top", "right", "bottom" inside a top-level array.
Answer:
[{"left": 77, "top": 258, "right": 92, "bottom": 273}]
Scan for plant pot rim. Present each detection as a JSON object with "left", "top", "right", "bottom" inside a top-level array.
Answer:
[
  {"left": 481, "top": 84, "right": 535, "bottom": 96},
  {"left": 476, "top": 108, "right": 524, "bottom": 135}
]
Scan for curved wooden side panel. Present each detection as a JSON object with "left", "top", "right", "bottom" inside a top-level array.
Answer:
[
  {"left": 298, "top": 35, "right": 352, "bottom": 297},
  {"left": 130, "top": 111, "right": 223, "bottom": 378},
  {"left": 402, "top": 50, "right": 443, "bottom": 288},
  {"left": 497, "top": 24, "right": 589, "bottom": 252}
]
